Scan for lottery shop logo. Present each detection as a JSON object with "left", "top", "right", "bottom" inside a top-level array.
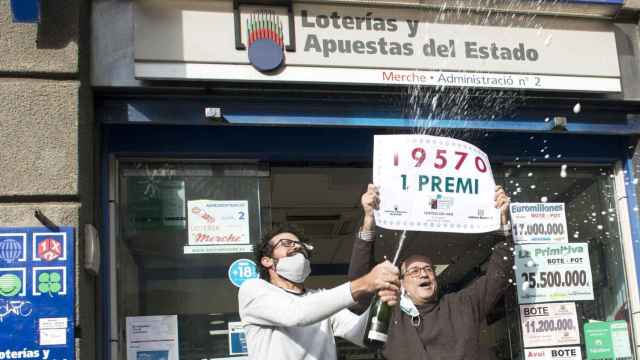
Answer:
[
  {"left": 33, "top": 233, "right": 66, "bottom": 262},
  {"left": 37, "top": 238, "right": 62, "bottom": 261},
  {"left": 0, "top": 234, "right": 26, "bottom": 264},
  {"left": 0, "top": 269, "right": 26, "bottom": 297},
  {"left": 246, "top": 9, "right": 285, "bottom": 72},
  {"left": 32, "top": 267, "right": 66, "bottom": 296}
]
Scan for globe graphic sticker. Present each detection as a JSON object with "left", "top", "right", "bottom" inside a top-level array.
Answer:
[
  {"left": 0, "top": 274, "right": 22, "bottom": 297},
  {"left": 247, "top": 10, "right": 284, "bottom": 72},
  {"left": 0, "top": 238, "right": 23, "bottom": 263}
]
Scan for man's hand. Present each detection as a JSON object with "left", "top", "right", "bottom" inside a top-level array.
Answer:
[
  {"left": 377, "top": 289, "right": 399, "bottom": 306},
  {"left": 361, "top": 184, "right": 380, "bottom": 232},
  {"left": 495, "top": 185, "right": 511, "bottom": 225},
  {"left": 350, "top": 260, "right": 400, "bottom": 305}
]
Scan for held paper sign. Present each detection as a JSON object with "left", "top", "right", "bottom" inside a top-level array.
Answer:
[
  {"left": 126, "top": 315, "right": 179, "bottom": 360},
  {"left": 187, "top": 200, "right": 250, "bottom": 245},
  {"left": 373, "top": 135, "right": 499, "bottom": 233},
  {"left": 524, "top": 346, "right": 581, "bottom": 360},
  {"left": 510, "top": 203, "right": 568, "bottom": 244},
  {"left": 520, "top": 303, "right": 580, "bottom": 348},
  {"left": 515, "top": 243, "right": 594, "bottom": 303}
]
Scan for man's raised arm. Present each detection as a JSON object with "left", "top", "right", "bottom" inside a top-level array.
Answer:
[{"left": 348, "top": 184, "right": 380, "bottom": 313}]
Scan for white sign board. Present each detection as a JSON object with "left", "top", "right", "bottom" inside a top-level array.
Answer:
[
  {"left": 187, "top": 200, "right": 250, "bottom": 246},
  {"left": 515, "top": 243, "right": 594, "bottom": 304},
  {"left": 520, "top": 303, "right": 580, "bottom": 348},
  {"left": 126, "top": 315, "right": 179, "bottom": 360},
  {"left": 510, "top": 203, "right": 568, "bottom": 244},
  {"left": 183, "top": 244, "right": 254, "bottom": 255},
  {"left": 373, "top": 135, "right": 499, "bottom": 233},
  {"left": 524, "top": 346, "right": 582, "bottom": 360},
  {"left": 39, "top": 317, "right": 68, "bottom": 346},
  {"left": 135, "top": 1, "right": 621, "bottom": 92}
]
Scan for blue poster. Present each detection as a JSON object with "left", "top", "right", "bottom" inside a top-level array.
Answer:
[
  {"left": 228, "top": 322, "right": 248, "bottom": 355},
  {"left": 0, "top": 227, "right": 74, "bottom": 360}
]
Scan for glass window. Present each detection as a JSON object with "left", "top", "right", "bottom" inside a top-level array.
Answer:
[
  {"left": 113, "top": 161, "right": 635, "bottom": 360},
  {"left": 116, "top": 161, "right": 270, "bottom": 360},
  {"left": 497, "top": 165, "right": 635, "bottom": 360}
]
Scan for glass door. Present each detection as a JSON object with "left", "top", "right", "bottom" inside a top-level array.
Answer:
[{"left": 114, "top": 160, "right": 270, "bottom": 360}]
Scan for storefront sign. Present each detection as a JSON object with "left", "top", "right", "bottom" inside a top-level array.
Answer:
[
  {"left": 126, "top": 315, "right": 179, "bottom": 360},
  {"left": 0, "top": 227, "right": 75, "bottom": 360},
  {"left": 187, "top": 200, "right": 250, "bottom": 245},
  {"left": 510, "top": 203, "right": 568, "bottom": 244},
  {"left": 520, "top": 303, "right": 580, "bottom": 348},
  {"left": 228, "top": 259, "right": 258, "bottom": 288},
  {"left": 515, "top": 243, "right": 594, "bottom": 303},
  {"left": 524, "top": 346, "right": 582, "bottom": 360},
  {"left": 584, "top": 321, "right": 632, "bottom": 359},
  {"left": 228, "top": 322, "right": 248, "bottom": 355},
  {"left": 373, "top": 135, "right": 499, "bottom": 233},
  {"left": 135, "top": 1, "right": 621, "bottom": 92}
]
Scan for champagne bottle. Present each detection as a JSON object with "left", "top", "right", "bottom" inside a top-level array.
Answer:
[{"left": 363, "top": 294, "right": 392, "bottom": 350}]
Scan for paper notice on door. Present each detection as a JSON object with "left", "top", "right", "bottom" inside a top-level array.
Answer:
[{"left": 126, "top": 315, "right": 179, "bottom": 360}]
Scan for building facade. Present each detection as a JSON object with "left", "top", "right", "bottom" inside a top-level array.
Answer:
[{"left": 3, "top": 0, "right": 640, "bottom": 359}]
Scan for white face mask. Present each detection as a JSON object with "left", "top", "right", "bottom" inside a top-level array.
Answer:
[
  {"left": 275, "top": 253, "right": 311, "bottom": 283},
  {"left": 400, "top": 288, "right": 420, "bottom": 318}
]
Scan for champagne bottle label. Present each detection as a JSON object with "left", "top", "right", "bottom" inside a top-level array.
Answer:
[
  {"left": 364, "top": 296, "right": 391, "bottom": 348},
  {"left": 368, "top": 330, "right": 388, "bottom": 342}
]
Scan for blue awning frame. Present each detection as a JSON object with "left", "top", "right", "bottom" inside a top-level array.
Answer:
[{"left": 97, "top": 96, "right": 640, "bottom": 136}]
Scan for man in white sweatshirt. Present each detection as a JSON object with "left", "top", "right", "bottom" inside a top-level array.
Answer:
[{"left": 238, "top": 224, "right": 400, "bottom": 360}]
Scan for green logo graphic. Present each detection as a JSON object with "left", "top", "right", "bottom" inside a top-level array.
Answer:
[
  {"left": 0, "top": 274, "right": 22, "bottom": 297},
  {"left": 38, "top": 272, "right": 61, "bottom": 296}
]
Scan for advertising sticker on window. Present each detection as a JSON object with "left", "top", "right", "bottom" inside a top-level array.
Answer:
[
  {"left": 520, "top": 303, "right": 580, "bottom": 348},
  {"left": 228, "top": 321, "right": 248, "bottom": 355},
  {"left": 515, "top": 243, "right": 594, "bottom": 304},
  {"left": 373, "top": 135, "right": 499, "bottom": 233},
  {"left": 584, "top": 320, "right": 632, "bottom": 359},
  {"left": 510, "top": 203, "right": 568, "bottom": 244},
  {"left": 187, "top": 200, "right": 250, "bottom": 246},
  {"left": 228, "top": 259, "right": 258, "bottom": 288}
]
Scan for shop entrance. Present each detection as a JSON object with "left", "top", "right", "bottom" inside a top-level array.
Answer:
[{"left": 110, "top": 160, "right": 635, "bottom": 359}]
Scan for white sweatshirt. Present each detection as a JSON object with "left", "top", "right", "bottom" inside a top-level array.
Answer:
[{"left": 238, "top": 278, "right": 369, "bottom": 360}]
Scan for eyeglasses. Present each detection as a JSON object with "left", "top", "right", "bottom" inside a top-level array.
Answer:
[
  {"left": 273, "top": 238, "right": 303, "bottom": 249},
  {"left": 269, "top": 238, "right": 312, "bottom": 258},
  {"left": 403, "top": 265, "right": 434, "bottom": 279}
]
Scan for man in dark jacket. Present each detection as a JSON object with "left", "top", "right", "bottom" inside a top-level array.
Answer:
[{"left": 349, "top": 184, "right": 514, "bottom": 360}]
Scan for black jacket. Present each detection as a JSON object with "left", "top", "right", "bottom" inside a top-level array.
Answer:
[{"left": 348, "top": 233, "right": 514, "bottom": 360}]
